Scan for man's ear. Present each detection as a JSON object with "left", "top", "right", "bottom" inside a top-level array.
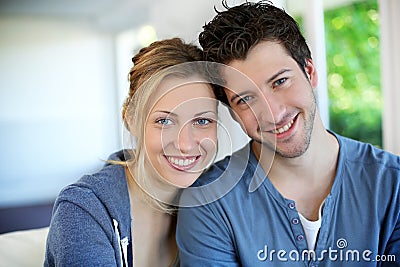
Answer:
[{"left": 304, "top": 58, "right": 318, "bottom": 89}]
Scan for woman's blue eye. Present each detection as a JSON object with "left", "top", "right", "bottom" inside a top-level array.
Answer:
[
  {"left": 156, "top": 118, "right": 173, "bottom": 125},
  {"left": 194, "top": 118, "right": 212, "bottom": 125}
]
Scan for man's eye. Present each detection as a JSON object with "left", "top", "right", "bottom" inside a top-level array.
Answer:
[
  {"left": 156, "top": 118, "right": 173, "bottom": 125},
  {"left": 237, "top": 95, "right": 252, "bottom": 105},
  {"left": 273, "top": 78, "right": 287, "bottom": 87}
]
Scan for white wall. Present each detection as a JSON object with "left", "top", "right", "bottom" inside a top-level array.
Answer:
[
  {"left": 0, "top": 16, "right": 120, "bottom": 207},
  {"left": 379, "top": 0, "right": 400, "bottom": 155},
  {"left": 0, "top": 6, "right": 250, "bottom": 208}
]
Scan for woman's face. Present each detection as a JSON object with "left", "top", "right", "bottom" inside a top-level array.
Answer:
[{"left": 145, "top": 77, "right": 218, "bottom": 188}]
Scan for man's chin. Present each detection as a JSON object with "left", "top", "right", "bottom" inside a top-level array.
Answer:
[{"left": 274, "top": 141, "right": 311, "bottom": 158}]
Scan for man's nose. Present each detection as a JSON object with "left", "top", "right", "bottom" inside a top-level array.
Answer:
[{"left": 259, "top": 93, "right": 286, "bottom": 124}]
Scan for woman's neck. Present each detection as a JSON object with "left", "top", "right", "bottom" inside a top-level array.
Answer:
[{"left": 125, "top": 167, "right": 178, "bottom": 266}]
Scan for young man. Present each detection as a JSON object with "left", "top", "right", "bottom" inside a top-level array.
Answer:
[{"left": 176, "top": 1, "right": 400, "bottom": 266}]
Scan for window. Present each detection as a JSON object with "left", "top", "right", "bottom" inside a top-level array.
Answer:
[{"left": 325, "top": 0, "right": 381, "bottom": 147}]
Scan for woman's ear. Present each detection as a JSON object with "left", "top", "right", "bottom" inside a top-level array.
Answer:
[
  {"left": 304, "top": 58, "right": 318, "bottom": 89},
  {"left": 123, "top": 111, "right": 137, "bottom": 137}
]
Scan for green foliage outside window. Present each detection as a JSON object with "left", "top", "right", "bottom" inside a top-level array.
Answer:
[
  {"left": 296, "top": 0, "right": 381, "bottom": 147},
  {"left": 325, "top": 0, "right": 381, "bottom": 147}
]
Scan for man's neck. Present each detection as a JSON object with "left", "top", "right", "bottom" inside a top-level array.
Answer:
[{"left": 254, "top": 122, "right": 339, "bottom": 220}]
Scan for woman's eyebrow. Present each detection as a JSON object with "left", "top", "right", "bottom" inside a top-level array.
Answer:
[
  {"left": 152, "top": 110, "right": 178, "bottom": 117},
  {"left": 194, "top": 111, "right": 218, "bottom": 117},
  {"left": 152, "top": 110, "right": 217, "bottom": 117}
]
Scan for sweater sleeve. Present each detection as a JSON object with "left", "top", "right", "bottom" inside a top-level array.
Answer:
[{"left": 44, "top": 188, "right": 119, "bottom": 267}]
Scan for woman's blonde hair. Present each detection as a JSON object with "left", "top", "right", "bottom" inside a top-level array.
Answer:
[{"left": 120, "top": 38, "right": 209, "bottom": 213}]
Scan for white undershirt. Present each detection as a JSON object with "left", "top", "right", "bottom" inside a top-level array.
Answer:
[{"left": 298, "top": 203, "right": 324, "bottom": 251}]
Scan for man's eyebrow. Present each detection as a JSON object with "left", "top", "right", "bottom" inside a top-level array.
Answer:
[{"left": 267, "top": 68, "right": 292, "bottom": 83}]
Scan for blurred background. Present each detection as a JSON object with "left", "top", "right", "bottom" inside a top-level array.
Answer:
[{"left": 0, "top": 0, "right": 398, "bottom": 233}]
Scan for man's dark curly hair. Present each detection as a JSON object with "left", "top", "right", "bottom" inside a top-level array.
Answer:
[{"left": 199, "top": 0, "right": 312, "bottom": 105}]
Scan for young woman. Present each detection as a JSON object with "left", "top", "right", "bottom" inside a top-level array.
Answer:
[{"left": 44, "top": 38, "right": 218, "bottom": 267}]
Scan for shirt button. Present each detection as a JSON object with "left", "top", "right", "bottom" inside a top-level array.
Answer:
[
  {"left": 288, "top": 202, "right": 296, "bottom": 209},
  {"left": 296, "top": 234, "right": 304, "bottom": 241},
  {"left": 291, "top": 218, "right": 299, "bottom": 225}
]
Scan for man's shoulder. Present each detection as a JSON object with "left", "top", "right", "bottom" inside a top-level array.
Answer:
[
  {"left": 337, "top": 133, "right": 400, "bottom": 169},
  {"left": 193, "top": 144, "right": 254, "bottom": 186}
]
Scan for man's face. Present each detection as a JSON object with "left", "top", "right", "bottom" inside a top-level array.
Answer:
[{"left": 223, "top": 41, "right": 318, "bottom": 158}]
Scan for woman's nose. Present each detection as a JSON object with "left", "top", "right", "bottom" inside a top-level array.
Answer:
[{"left": 176, "top": 123, "right": 196, "bottom": 153}]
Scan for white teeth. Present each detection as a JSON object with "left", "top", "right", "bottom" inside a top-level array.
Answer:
[
  {"left": 272, "top": 119, "right": 294, "bottom": 134},
  {"left": 167, "top": 156, "right": 196, "bottom": 167}
]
